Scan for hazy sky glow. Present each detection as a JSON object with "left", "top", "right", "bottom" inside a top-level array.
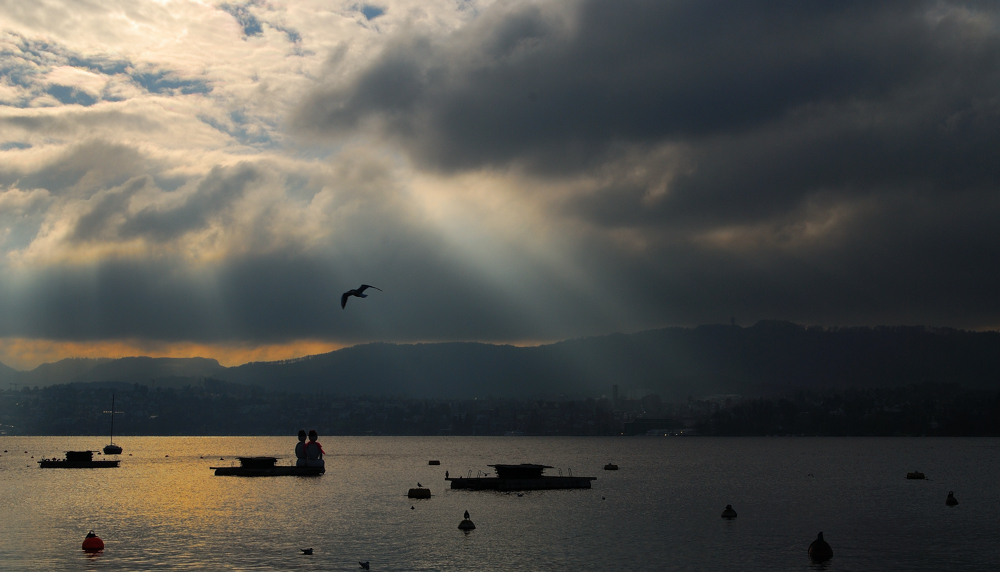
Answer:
[{"left": 2, "top": 0, "right": 1000, "bottom": 369}]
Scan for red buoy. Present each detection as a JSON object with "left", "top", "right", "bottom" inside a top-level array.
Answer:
[{"left": 82, "top": 531, "right": 104, "bottom": 552}]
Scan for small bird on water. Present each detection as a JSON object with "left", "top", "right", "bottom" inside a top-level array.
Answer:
[
  {"left": 946, "top": 491, "right": 959, "bottom": 506},
  {"left": 359, "top": 561, "right": 370, "bottom": 570},
  {"left": 341, "top": 284, "right": 382, "bottom": 309},
  {"left": 459, "top": 510, "right": 476, "bottom": 531},
  {"left": 301, "top": 548, "right": 313, "bottom": 555},
  {"left": 721, "top": 505, "right": 737, "bottom": 519}
]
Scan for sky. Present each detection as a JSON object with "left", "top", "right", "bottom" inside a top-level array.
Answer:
[{"left": 2, "top": 0, "right": 1000, "bottom": 370}]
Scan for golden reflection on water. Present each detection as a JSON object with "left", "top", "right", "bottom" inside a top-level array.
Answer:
[{"left": 2, "top": 436, "right": 999, "bottom": 570}]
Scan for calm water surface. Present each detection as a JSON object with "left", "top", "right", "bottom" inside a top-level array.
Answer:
[{"left": 1, "top": 436, "right": 997, "bottom": 570}]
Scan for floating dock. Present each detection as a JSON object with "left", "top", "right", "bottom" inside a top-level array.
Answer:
[
  {"left": 211, "top": 456, "right": 324, "bottom": 477},
  {"left": 447, "top": 464, "right": 595, "bottom": 491},
  {"left": 39, "top": 450, "right": 120, "bottom": 469}
]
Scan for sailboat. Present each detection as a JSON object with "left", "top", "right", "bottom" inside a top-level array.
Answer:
[{"left": 103, "top": 394, "right": 123, "bottom": 455}]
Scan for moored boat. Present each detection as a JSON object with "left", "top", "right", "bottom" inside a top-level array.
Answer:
[
  {"left": 102, "top": 394, "right": 123, "bottom": 455},
  {"left": 39, "top": 450, "right": 120, "bottom": 469},
  {"left": 211, "top": 456, "right": 324, "bottom": 477},
  {"left": 447, "top": 463, "right": 595, "bottom": 491}
]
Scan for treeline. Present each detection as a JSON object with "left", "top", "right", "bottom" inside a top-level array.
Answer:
[
  {"left": 695, "top": 383, "right": 1000, "bottom": 436},
  {"left": 0, "top": 379, "right": 619, "bottom": 436},
  {"left": 1, "top": 380, "right": 998, "bottom": 437}
]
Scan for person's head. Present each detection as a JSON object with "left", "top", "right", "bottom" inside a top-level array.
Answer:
[
  {"left": 298, "top": 429, "right": 307, "bottom": 442},
  {"left": 308, "top": 429, "right": 318, "bottom": 442}
]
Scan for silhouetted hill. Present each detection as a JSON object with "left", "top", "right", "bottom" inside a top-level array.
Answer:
[
  {"left": 0, "top": 360, "right": 19, "bottom": 386},
  {"left": 225, "top": 321, "right": 1000, "bottom": 398},
  {"left": 8, "top": 321, "right": 1000, "bottom": 398},
  {"left": 23, "top": 358, "right": 114, "bottom": 386},
  {"left": 17, "top": 357, "right": 223, "bottom": 388},
  {"left": 81, "top": 356, "right": 225, "bottom": 384}
]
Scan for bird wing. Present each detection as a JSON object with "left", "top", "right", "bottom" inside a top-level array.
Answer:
[
  {"left": 341, "top": 292, "right": 350, "bottom": 309},
  {"left": 358, "top": 284, "right": 382, "bottom": 293}
]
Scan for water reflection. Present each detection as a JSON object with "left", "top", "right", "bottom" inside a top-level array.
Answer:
[{"left": 2, "top": 436, "right": 998, "bottom": 570}]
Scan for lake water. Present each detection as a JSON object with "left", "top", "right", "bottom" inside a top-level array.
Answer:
[{"left": 1, "top": 436, "right": 997, "bottom": 571}]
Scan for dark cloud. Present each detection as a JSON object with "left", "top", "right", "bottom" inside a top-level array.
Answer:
[
  {"left": 287, "top": 0, "right": 1000, "bottom": 332},
  {"left": 297, "top": 1, "right": 987, "bottom": 172},
  {"left": 1, "top": 141, "right": 149, "bottom": 196},
  {"left": 119, "top": 164, "right": 261, "bottom": 242},
  {"left": 71, "top": 176, "right": 152, "bottom": 242},
  {"left": 6, "top": 0, "right": 1000, "bottom": 355},
  {"left": 294, "top": 0, "right": 1000, "bottom": 223},
  {"left": 0, "top": 220, "right": 604, "bottom": 343}
]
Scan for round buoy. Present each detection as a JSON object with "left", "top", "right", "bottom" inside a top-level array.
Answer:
[
  {"left": 82, "top": 531, "right": 104, "bottom": 552},
  {"left": 808, "top": 532, "right": 833, "bottom": 562}
]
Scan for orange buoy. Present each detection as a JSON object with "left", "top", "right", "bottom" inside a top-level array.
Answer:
[{"left": 82, "top": 530, "right": 104, "bottom": 552}]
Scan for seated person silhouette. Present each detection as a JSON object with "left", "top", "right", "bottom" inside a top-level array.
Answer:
[
  {"left": 295, "top": 429, "right": 308, "bottom": 467},
  {"left": 305, "top": 429, "right": 325, "bottom": 468}
]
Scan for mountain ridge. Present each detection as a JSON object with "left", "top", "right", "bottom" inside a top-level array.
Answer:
[{"left": 3, "top": 321, "right": 999, "bottom": 398}]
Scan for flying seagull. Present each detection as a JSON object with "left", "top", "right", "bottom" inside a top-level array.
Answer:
[{"left": 341, "top": 284, "right": 382, "bottom": 309}]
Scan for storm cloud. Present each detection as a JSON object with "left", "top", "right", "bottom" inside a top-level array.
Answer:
[
  {"left": 294, "top": 0, "right": 1000, "bottom": 325},
  {"left": 2, "top": 0, "right": 1000, "bottom": 369}
]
